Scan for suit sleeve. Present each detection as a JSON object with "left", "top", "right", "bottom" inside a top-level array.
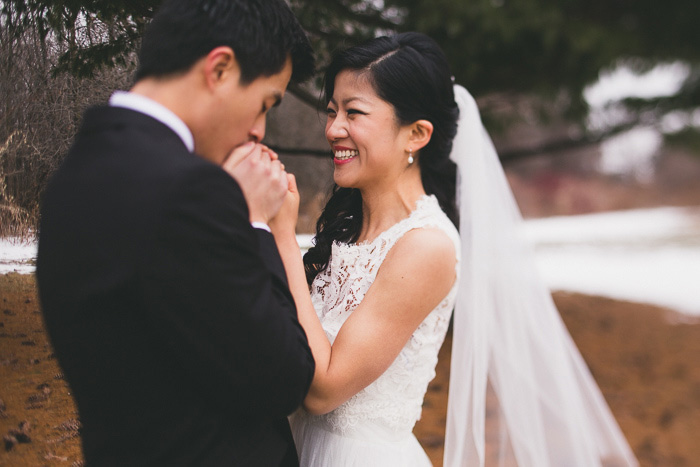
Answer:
[{"left": 139, "top": 164, "right": 314, "bottom": 417}]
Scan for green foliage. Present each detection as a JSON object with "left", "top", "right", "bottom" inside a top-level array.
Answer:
[
  {"left": 665, "top": 128, "right": 700, "bottom": 156},
  {"left": 391, "top": 0, "right": 700, "bottom": 119},
  {"left": 290, "top": 0, "right": 401, "bottom": 62},
  {"left": 2, "top": 0, "right": 158, "bottom": 78},
  {"left": 6, "top": 0, "right": 700, "bottom": 111},
  {"left": 2, "top": 0, "right": 699, "bottom": 235}
]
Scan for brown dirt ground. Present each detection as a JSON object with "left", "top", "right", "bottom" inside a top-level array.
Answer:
[
  {"left": 0, "top": 273, "right": 81, "bottom": 466},
  {"left": 415, "top": 293, "right": 700, "bottom": 467},
  {"left": 1, "top": 274, "right": 699, "bottom": 466}
]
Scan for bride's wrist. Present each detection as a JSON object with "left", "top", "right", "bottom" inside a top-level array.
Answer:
[{"left": 273, "top": 230, "right": 299, "bottom": 249}]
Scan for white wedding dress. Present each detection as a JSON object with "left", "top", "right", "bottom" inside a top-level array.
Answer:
[
  {"left": 291, "top": 85, "right": 638, "bottom": 467},
  {"left": 289, "top": 195, "right": 460, "bottom": 467}
]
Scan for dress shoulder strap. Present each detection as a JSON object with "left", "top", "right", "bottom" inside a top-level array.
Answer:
[{"left": 371, "top": 195, "right": 461, "bottom": 266}]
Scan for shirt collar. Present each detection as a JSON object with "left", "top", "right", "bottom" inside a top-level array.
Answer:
[{"left": 109, "top": 91, "right": 194, "bottom": 153}]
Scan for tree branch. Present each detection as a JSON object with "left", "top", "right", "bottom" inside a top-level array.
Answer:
[
  {"left": 301, "top": 1, "right": 399, "bottom": 32},
  {"left": 498, "top": 121, "right": 641, "bottom": 163},
  {"left": 288, "top": 83, "right": 321, "bottom": 109},
  {"left": 268, "top": 120, "right": 645, "bottom": 164}
]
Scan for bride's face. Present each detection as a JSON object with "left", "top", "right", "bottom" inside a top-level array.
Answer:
[{"left": 325, "top": 70, "right": 412, "bottom": 190}]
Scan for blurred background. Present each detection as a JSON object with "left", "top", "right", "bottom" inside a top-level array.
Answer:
[{"left": 1, "top": 1, "right": 699, "bottom": 466}]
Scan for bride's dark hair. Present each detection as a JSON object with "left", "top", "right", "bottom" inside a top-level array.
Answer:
[{"left": 303, "top": 32, "right": 459, "bottom": 285}]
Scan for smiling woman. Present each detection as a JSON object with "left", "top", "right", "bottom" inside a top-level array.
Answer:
[
  {"left": 268, "top": 31, "right": 639, "bottom": 467},
  {"left": 325, "top": 69, "right": 428, "bottom": 193},
  {"left": 266, "top": 32, "right": 462, "bottom": 467}
]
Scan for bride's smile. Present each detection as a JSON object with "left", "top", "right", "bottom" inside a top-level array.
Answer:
[
  {"left": 325, "top": 70, "right": 412, "bottom": 192},
  {"left": 332, "top": 145, "right": 358, "bottom": 164}
]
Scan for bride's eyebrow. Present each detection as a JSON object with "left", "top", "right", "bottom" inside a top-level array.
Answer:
[
  {"left": 327, "top": 96, "right": 371, "bottom": 107},
  {"left": 342, "top": 96, "right": 370, "bottom": 106}
]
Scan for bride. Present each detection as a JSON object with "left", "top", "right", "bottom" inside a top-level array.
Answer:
[{"left": 269, "top": 32, "right": 638, "bottom": 466}]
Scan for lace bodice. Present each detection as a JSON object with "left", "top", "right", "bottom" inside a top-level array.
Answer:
[{"left": 300, "top": 195, "right": 460, "bottom": 436}]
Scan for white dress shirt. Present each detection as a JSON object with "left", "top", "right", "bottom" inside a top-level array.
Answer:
[{"left": 109, "top": 91, "right": 194, "bottom": 152}]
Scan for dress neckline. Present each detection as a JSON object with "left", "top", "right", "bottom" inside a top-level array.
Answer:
[{"left": 336, "top": 194, "right": 437, "bottom": 250}]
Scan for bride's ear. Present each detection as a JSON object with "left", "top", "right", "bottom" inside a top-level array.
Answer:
[{"left": 407, "top": 119, "right": 434, "bottom": 152}]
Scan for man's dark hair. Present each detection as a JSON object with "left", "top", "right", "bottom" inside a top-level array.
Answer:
[{"left": 135, "top": 0, "right": 314, "bottom": 85}]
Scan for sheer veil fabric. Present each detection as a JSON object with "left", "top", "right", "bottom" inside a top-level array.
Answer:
[{"left": 444, "top": 85, "right": 639, "bottom": 467}]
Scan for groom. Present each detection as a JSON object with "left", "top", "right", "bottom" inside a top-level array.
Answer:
[{"left": 37, "top": 1, "right": 315, "bottom": 465}]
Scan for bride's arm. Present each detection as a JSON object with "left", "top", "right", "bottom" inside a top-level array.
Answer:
[
  {"left": 268, "top": 177, "right": 334, "bottom": 393},
  {"left": 271, "top": 183, "right": 456, "bottom": 415}
]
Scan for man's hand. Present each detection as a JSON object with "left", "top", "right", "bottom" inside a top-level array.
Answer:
[{"left": 222, "top": 142, "right": 288, "bottom": 225}]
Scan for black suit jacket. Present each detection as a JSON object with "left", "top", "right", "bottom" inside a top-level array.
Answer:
[{"left": 37, "top": 107, "right": 314, "bottom": 466}]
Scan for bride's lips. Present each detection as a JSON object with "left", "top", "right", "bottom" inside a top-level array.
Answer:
[{"left": 333, "top": 146, "right": 358, "bottom": 165}]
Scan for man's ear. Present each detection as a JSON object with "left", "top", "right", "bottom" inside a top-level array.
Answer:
[
  {"left": 203, "top": 46, "right": 240, "bottom": 91},
  {"left": 408, "top": 119, "right": 434, "bottom": 152}
]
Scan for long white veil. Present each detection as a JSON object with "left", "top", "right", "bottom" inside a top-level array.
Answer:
[{"left": 443, "top": 85, "right": 639, "bottom": 467}]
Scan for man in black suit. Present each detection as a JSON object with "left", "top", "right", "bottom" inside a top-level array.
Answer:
[{"left": 36, "top": 1, "right": 315, "bottom": 465}]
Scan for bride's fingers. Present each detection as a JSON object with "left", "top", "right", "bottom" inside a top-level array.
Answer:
[
  {"left": 222, "top": 141, "right": 256, "bottom": 171},
  {"left": 270, "top": 159, "right": 288, "bottom": 189},
  {"left": 259, "top": 144, "right": 279, "bottom": 161},
  {"left": 287, "top": 173, "right": 297, "bottom": 194},
  {"left": 259, "top": 146, "right": 284, "bottom": 171}
]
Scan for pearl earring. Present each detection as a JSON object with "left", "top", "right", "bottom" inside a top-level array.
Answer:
[{"left": 408, "top": 149, "right": 414, "bottom": 164}]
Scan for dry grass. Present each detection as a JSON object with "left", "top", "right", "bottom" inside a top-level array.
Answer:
[
  {"left": 2, "top": 274, "right": 700, "bottom": 466},
  {"left": 415, "top": 292, "right": 700, "bottom": 467},
  {"left": 0, "top": 274, "right": 82, "bottom": 466}
]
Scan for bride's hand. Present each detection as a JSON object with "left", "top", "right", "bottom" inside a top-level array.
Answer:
[
  {"left": 222, "top": 141, "right": 255, "bottom": 170},
  {"left": 223, "top": 142, "right": 279, "bottom": 171},
  {"left": 269, "top": 173, "right": 299, "bottom": 241},
  {"left": 222, "top": 142, "right": 288, "bottom": 225}
]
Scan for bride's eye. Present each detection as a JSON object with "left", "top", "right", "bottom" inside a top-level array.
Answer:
[{"left": 325, "top": 108, "right": 337, "bottom": 116}]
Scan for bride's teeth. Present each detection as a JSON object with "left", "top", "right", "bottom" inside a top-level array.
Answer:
[{"left": 335, "top": 150, "right": 357, "bottom": 160}]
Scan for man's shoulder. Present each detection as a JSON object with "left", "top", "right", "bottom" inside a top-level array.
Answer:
[
  {"left": 81, "top": 105, "right": 167, "bottom": 130},
  {"left": 76, "top": 106, "right": 181, "bottom": 150},
  {"left": 50, "top": 107, "right": 240, "bottom": 208},
  {"left": 68, "top": 106, "right": 197, "bottom": 170}
]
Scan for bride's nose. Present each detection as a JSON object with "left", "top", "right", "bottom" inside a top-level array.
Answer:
[{"left": 326, "top": 116, "right": 349, "bottom": 141}]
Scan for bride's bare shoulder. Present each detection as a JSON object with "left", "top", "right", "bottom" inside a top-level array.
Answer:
[{"left": 384, "top": 227, "right": 457, "bottom": 276}]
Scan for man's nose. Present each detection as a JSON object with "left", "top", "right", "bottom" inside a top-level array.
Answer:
[{"left": 249, "top": 118, "right": 265, "bottom": 143}]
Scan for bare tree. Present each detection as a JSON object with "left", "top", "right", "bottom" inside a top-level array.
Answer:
[{"left": 0, "top": 3, "right": 135, "bottom": 237}]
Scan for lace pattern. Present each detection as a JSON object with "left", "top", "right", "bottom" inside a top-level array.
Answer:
[{"left": 299, "top": 195, "right": 460, "bottom": 436}]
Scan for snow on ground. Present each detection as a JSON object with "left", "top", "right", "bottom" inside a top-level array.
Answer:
[
  {"left": 0, "top": 238, "right": 37, "bottom": 275},
  {"left": 524, "top": 206, "right": 700, "bottom": 315},
  {"left": 4, "top": 206, "right": 700, "bottom": 315}
]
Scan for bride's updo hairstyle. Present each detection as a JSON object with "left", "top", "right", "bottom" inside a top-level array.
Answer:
[{"left": 304, "top": 32, "right": 459, "bottom": 285}]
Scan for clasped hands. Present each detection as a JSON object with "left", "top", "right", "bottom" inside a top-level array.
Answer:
[{"left": 222, "top": 141, "right": 299, "bottom": 237}]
